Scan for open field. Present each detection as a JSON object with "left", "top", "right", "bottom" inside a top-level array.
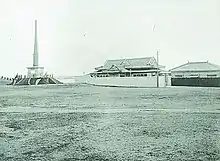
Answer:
[{"left": 0, "top": 84, "right": 220, "bottom": 161}]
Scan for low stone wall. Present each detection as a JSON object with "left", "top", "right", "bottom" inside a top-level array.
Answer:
[{"left": 171, "top": 78, "right": 220, "bottom": 87}]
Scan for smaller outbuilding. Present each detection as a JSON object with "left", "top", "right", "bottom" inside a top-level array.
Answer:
[{"left": 169, "top": 61, "right": 220, "bottom": 87}]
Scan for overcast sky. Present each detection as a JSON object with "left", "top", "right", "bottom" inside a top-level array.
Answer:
[{"left": 0, "top": 0, "right": 220, "bottom": 77}]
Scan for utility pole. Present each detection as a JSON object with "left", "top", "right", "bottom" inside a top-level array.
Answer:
[
  {"left": 156, "top": 49, "right": 159, "bottom": 88},
  {"left": 153, "top": 23, "right": 160, "bottom": 88}
]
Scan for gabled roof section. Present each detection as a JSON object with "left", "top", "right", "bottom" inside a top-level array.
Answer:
[
  {"left": 108, "top": 65, "right": 129, "bottom": 72},
  {"left": 103, "top": 57, "right": 160, "bottom": 69},
  {"left": 170, "top": 61, "right": 220, "bottom": 72}
]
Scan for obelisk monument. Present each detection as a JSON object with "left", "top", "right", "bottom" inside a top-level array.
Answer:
[
  {"left": 33, "top": 20, "right": 39, "bottom": 67},
  {"left": 8, "top": 20, "right": 62, "bottom": 85},
  {"left": 27, "top": 20, "right": 44, "bottom": 78}
]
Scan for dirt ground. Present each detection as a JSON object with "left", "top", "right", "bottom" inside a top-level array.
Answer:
[{"left": 0, "top": 84, "right": 220, "bottom": 161}]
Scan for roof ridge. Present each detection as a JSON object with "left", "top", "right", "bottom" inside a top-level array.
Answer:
[
  {"left": 107, "top": 57, "right": 154, "bottom": 61},
  {"left": 188, "top": 61, "right": 208, "bottom": 64}
]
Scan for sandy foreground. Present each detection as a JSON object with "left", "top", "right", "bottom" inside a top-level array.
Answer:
[{"left": 0, "top": 84, "right": 220, "bottom": 161}]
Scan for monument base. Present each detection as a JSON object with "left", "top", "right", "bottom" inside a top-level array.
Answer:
[
  {"left": 8, "top": 66, "right": 63, "bottom": 85},
  {"left": 8, "top": 77, "right": 63, "bottom": 85},
  {"left": 27, "top": 66, "right": 44, "bottom": 78}
]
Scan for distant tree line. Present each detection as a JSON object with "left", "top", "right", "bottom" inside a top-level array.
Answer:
[{"left": 1, "top": 76, "right": 12, "bottom": 80}]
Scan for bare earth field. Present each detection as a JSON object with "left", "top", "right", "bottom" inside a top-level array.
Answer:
[{"left": 0, "top": 84, "right": 220, "bottom": 161}]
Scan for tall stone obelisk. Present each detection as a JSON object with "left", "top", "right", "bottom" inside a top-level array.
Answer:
[
  {"left": 27, "top": 20, "right": 44, "bottom": 78},
  {"left": 33, "top": 20, "right": 38, "bottom": 67}
]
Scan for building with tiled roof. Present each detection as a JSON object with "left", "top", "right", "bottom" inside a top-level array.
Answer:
[
  {"left": 170, "top": 61, "right": 220, "bottom": 78},
  {"left": 170, "top": 61, "right": 220, "bottom": 87},
  {"left": 92, "top": 57, "right": 167, "bottom": 77},
  {"left": 74, "top": 56, "right": 171, "bottom": 87}
]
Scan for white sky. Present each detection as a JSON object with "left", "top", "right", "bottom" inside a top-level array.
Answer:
[{"left": 0, "top": 0, "right": 220, "bottom": 77}]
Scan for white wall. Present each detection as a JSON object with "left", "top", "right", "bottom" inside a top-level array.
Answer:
[{"left": 75, "top": 75, "right": 170, "bottom": 87}]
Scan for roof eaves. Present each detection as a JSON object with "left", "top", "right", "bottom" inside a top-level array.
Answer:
[
  {"left": 208, "top": 62, "right": 220, "bottom": 70},
  {"left": 188, "top": 61, "right": 208, "bottom": 64}
]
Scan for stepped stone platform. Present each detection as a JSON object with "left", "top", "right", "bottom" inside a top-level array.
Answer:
[{"left": 8, "top": 77, "right": 63, "bottom": 85}]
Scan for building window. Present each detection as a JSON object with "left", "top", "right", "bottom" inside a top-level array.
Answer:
[
  {"left": 175, "top": 75, "right": 183, "bottom": 78},
  {"left": 144, "top": 74, "right": 148, "bottom": 76},
  {"left": 190, "top": 74, "right": 199, "bottom": 77},
  {"left": 207, "top": 74, "right": 217, "bottom": 77}
]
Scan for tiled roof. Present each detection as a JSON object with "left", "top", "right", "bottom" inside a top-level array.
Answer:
[
  {"left": 103, "top": 57, "right": 158, "bottom": 69},
  {"left": 170, "top": 61, "right": 220, "bottom": 72}
]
